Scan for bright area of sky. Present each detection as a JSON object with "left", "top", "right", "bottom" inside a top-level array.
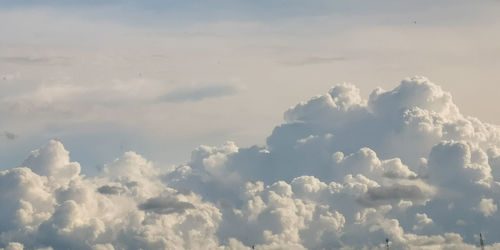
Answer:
[{"left": 1, "top": 0, "right": 500, "bottom": 174}]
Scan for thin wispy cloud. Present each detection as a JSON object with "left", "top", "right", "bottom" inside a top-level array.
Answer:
[
  {"left": 284, "top": 56, "right": 349, "bottom": 66},
  {"left": 0, "top": 56, "right": 48, "bottom": 64},
  {"left": 0, "top": 56, "right": 70, "bottom": 65},
  {"left": 158, "top": 85, "right": 238, "bottom": 103}
]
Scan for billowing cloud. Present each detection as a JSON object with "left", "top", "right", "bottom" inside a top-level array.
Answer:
[
  {"left": 2, "top": 76, "right": 500, "bottom": 249},
  {"left": 0, "top": 140, "right": 222, "bottom": 250}
]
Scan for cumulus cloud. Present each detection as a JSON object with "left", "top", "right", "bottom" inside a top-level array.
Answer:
[
  {"left": 412, "top": 213, "right": 433, "bottom": 232},
  {"left": 0, "top": 140, "right": 222, "bottom": 250},
  {"left": 477, "top": 198, "right": 497, "bottom": 217},
  {"left": 2, "top": 76, "right": 500, "bottom": 249}
]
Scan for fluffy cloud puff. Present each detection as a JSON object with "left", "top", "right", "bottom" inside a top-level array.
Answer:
[
  {"left": 0, "top": 141, "right": 222, "bottom": 250},
  {"left": 2, "top": 76, "right": 500, "bottom": 249}
]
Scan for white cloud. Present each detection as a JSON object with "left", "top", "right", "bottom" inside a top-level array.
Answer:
[
  {"left": 412, "top": 213, "right": 433, "bottom": 232},
  {"left": 21, "top": 140, "right": 81, "bottom": 185},
  {"left": 0, "top": 141, "right": 223, "bottom": 249},
  {"left": 478, "top": 198, "right": 498, "bottom": 217},
  {"left": 2, "top": 77, "right": 500, "bottom": 248}
]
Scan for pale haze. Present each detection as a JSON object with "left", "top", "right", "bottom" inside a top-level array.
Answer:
[{"left": 1, "top": 1, "right": 500, "bottom": 249}]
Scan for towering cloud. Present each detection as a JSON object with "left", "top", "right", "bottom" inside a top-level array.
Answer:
[{"left": 2, "top": 76, "right": 500, "bottom": 249}]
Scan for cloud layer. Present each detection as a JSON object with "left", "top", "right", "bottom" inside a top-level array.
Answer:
[{"left": 2, "top": 76, "right": 500, "bottom": 249}]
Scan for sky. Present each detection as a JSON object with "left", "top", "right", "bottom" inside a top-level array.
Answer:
[
  {"left": 2, "top": 1, "right": 500, "bottom": 249},
  {"left": 1, "top": 0, "right": 500, "bottom": 171}
]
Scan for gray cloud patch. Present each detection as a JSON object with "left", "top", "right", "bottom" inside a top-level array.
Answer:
[
  {"left": 97, "top": 185, "right": 123, "bottom": 195},
  {"left": 158, "top": 85, "right": 237, "bottom": 103},
  {"left": 357, "top": 184, "right": 428, "bottom": 207},
  {"left": 3, "top": 131, "right": 17, "bottom": 140},
  {"left": 138, "top": 196, "right": 195, "bottom": 214}
]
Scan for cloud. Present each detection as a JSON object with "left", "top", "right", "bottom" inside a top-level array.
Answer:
[
  {"left": 138, "top": 196, "right": 195, "bottom": 214},
  {"left": 2, "top": 76, "right": 500, "bottom": 249},
  {"left": 477, "top": 198, "right": 497, "bottom": 217},
  {"left": 0, "top": 141, "right": 222, "bottom": 250},
  {"left": 96, "top": 185, "right": 123, "bottom": 195},
  {"left": 164, "top": 76, "right": 500, "bottom": 248},
  {"left": 357, "top": 183, "right": 432, "bottom": 207},
  {"left": 158, "top": 85, "right": 238, "bottom": 103},
  {"left": 2, "top": 131, "right": 17, "bottom": 140}
]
